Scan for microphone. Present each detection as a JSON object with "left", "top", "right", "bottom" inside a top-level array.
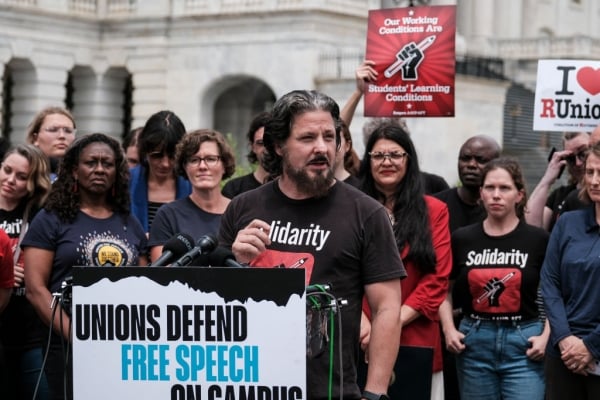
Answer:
[
  {"left": 195, "top": 247, "right": 246, "bottom": 268},
  {"left": 171, "top": 234, "right": 218, "bottom": 267},
  {"left": 151, "top": 233, "right": 195, "bottom": 266}
]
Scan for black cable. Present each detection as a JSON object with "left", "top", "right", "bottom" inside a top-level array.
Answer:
[
  {"left": 59, "top": 284, "right": 72, "bottom": 400},
  {"left": 34, "top": 294, "right": 60, "bottom": 400},
  {"left": 306, "top": 288, "right": 344, "bottom": 400},
  {"left": 59, "top": 299, "right": 67, "bottom": 399}
]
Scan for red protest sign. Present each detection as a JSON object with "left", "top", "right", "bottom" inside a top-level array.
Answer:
[{"left": 365, "top": 6, "right": 456, "bottom": 117}]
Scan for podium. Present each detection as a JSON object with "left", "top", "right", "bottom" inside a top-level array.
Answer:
[{"left": 71, "top": 267, "right": 306, "bottom": 400}]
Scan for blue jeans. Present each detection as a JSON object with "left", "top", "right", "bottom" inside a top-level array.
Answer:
[
  {"left": 455, "top": 317, "right": 545, "bottom": 400},
  {"left": 2, "top": 345, "right": 49, "bottom": 400},
  {"left": 22, "top": 347, "right": 50, "bottom": 400}
]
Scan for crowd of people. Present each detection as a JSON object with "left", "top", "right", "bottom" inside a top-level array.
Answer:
[{"left": 0, "top": 60, "right": 598, "bottom": 400}]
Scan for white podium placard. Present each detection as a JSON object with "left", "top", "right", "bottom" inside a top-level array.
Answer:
[{"left": 72, "top": 267, "right": 306, "bottom": 400}]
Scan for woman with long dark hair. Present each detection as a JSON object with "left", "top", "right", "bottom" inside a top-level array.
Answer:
[
  {"left": 359, "top": 123, "right": 451, "bottom": 400},
  {"left": 129, "top": 110, "right": 191, "bottom": 233}
]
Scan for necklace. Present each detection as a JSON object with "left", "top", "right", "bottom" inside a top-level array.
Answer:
[{"left": 387, "top": 211, "right": 396, "bottom": 225}]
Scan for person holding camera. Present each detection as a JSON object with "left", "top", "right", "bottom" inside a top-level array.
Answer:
[{"left": 526, "top": 131, "right": 589, "bottom": 231}]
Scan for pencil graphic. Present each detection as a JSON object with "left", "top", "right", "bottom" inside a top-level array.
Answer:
[
  {"left": 384, "top": 35, "right": 436, "bottom": 78},
  {"left": 476, "top": 272, "right": 515, "bottom": 304},
  {"left": 289, "top": 257, "right": 308, "bottom": 269}
]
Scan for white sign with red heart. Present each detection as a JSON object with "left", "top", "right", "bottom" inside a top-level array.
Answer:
[{"left": 533, "top": 59, "right": 600, "bottom": 132}]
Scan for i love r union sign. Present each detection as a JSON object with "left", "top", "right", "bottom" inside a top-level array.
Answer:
[{"left": 534, "top": 59, "right": 600, "bottom": 132}]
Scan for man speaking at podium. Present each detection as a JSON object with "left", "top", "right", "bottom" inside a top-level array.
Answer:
[{"left": 219, "top": 90, "right": 406, "bottom": 400}]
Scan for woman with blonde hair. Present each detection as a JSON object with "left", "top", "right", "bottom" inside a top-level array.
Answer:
[
  {"left": 0, "top": 144, "right": 52, "bottom": 400},
  {"left": 26, "top": 106, "right": 76, "bottom": 182},
  {"left": 542, "top": 142, "right": 600, "bottom": 399}
]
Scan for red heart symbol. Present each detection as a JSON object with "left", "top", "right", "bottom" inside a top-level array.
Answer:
[{"left": 577, "top": 67, "right": 600, "bottom": 96}]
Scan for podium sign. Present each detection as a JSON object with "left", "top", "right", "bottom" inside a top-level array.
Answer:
[{"left": 72, "top": 267, "right": 306, "bottom": 400}]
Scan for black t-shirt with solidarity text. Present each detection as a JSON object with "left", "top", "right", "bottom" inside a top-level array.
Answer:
[
  {"left": 219, "top": 180, "right": 406, "bottom": 400},
  {"left": 451, "top": 221, "right": 548, "bottom": 322}
]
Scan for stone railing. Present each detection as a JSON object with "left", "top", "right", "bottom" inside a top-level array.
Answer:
[
  {"left": 492, "top": 35, "right": 600, "bottom": 60},
  {"left": 318, "top": 49, "right": 365, "bottom": 80},
  {"left": 0, "top": 0, "right": 377, "bottom": 18}
]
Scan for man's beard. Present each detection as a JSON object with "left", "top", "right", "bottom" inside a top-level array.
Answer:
[{"left": 283, "top": 154, "right": 334, "bottom": 198}]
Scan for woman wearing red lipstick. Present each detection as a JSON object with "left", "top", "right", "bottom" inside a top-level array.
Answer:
[
  {"left": 442, "top": 158, "right": 549, "bottom": 400},
  {"left": 0, "top": 144, "right": 51, "bottom": 400},
  {"left": 358, "top": 123, "right": 451, "bottom": 400}
]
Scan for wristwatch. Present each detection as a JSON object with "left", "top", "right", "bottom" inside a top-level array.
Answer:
[{"left": 362, "top": 390, "right": 390, "bottom": 400}]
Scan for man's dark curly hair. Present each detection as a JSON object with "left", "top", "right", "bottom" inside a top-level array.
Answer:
[
  {"left": 45, "top": 133, "right": 131, "bottom": 223},
  {"left": 263, "top": 90, "right": 341, "bottom": 178}
]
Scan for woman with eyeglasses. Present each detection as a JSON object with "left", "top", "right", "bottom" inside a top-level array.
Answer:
[
  {"left": 148, "top": 129, "right": 235, "bottom": 263},
  {"left": 358, "top": 123, "right": 451, "bottom": 400},
  {"left": 25, "top": 107, "right": 77, "bottom": 182},
  {"left": 129, "top": 110, "right": 192, "bottom": 233}
]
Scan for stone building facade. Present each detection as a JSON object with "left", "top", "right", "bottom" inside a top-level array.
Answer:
[{"left": 0, "top": 0, "right": 599, "bottom": 186}]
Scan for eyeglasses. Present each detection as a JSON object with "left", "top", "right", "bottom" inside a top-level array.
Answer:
[
  {"left": 42, "top": 126, "right": 76, "bottom": 135},
  {"left": 187, "top": 155, "right": 221, "bottom": 167},
  {"left": 369, "top": 151, "right": 409, "bottom": 163},
  {"left": 566, "top": 150, "right": 588, "bottom": 166}
]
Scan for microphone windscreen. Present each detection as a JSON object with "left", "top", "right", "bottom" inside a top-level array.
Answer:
[
  {"left": 207, "top": 246, "right": 235, "bottom": 266},
  {"left": 163, "top": 232, "right": 195, "bottom": 255},
  {"left": 189, "top": 246, "right": 234, "bottom": 267},
  {"left": 196, "top": 234, "right": 218, "bottom": 254}
]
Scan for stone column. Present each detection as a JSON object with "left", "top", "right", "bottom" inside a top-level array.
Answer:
[
  {"left": 469, "top": 0, "right": 495, "bottom": 55},
  {"left": 71, "top": 67, "right": 129, "bottom": 140},
  {"left": 9, "top": 54, "right": 70, "bottom": 144},
  {"left": 128, "top": 50, "right": 168, "bottom": 128}
]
